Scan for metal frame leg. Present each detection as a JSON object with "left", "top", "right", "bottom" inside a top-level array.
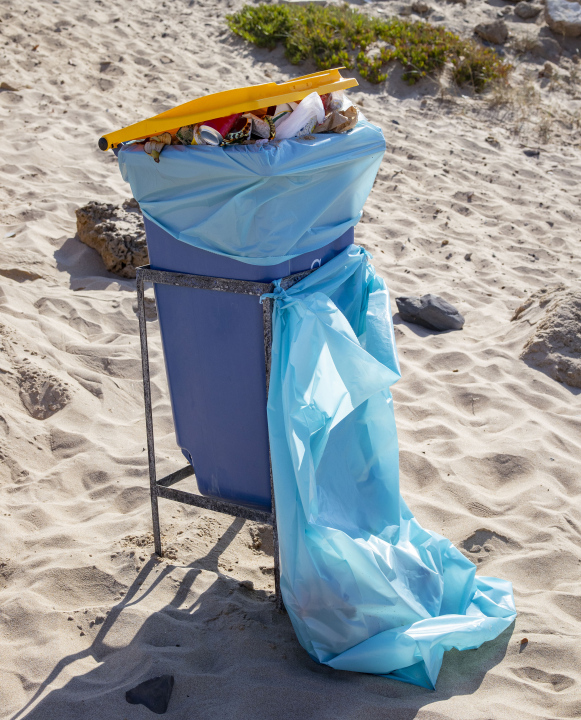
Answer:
[
  {"left": 136, "top": 272, "right": 162, "bottom": 557},
  {"left": 262, "top": 296, "right": 283, "bottom": 612}
]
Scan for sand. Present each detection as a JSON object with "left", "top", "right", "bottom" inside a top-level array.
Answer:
[{"left": 1, "top": 0, "right": 580, "bottom": 717}]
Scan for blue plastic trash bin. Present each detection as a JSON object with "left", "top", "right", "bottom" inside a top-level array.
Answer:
[{"left": 144, "top": 217, "right": 354, "bottom": 511}]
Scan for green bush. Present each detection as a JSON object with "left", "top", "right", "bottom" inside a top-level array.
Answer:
[{"left": 227, "top": 3, "right": 511, "bottom": 91}]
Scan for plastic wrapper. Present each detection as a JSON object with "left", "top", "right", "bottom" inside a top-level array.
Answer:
[
  {"left": 275, "top": 92, "right": 325, "bottom": 140},
  {"left": 263, "top": 245, "right": 517, "bottom": 689},
  {"left": 144, "top": 132, "right": 172, "bottom": 162},
  {"left": 315, "top": 106, "right": 359, "bottom": 134}
]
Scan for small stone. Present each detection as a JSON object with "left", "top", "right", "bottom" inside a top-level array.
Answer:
[
  {"left": 396, "top": 294, "right": 465, "bottom": 331},
  {"left": 464, "top": 253, "right": 472, "bottom": 261},
  {"left": 239, "top": 580, "right": 254, "bottom": 590},
  {"left": 540, "top": 60, "right": 557, "bottom": 77},
  {"left": 545, "top": 0, "right": 581, "bottom": 36},
  {"left": 0, "top": 81, "right": 18, "bottom": 91},
  {"left": 515, "top": 1, "right": 542, "bottom": 18},
  {"left": 441, "top": 239, "right": 449, "bottom": 246},
  {"left": 524, "top": 148, "right": 540, "bottom": 157},
  {"left": 475, "top": 20, "right": 509, "bottom": 45},
  {"left": 485, "top": 135, "right": 500, "bottom": 148},
  {"left": 126, "top": 675, "right": 175, "bottom": 715}
]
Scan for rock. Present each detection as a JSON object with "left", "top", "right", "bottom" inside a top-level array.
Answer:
[
  {"left": 475, "top": 20, "right": 509, "bottom": 44},
  {"left": 0, "top": 81, "right": 18, "bottom": 91},
  {"left": 544, "top": 60, "right": 555, "bottom": 75},
  {"left": 539, "top": 60, "right": 558, "bottom": 76},
  {"left": 75, "top": 198, "right": 148, "bottom": 279},
  {"left": 515, "top": 288, "right": 581, "bottom": 388},
  {"left": 412, "top": 0, "right": 431, "bottom": 12},
  {"left": 395, "top": 294, "right": 465, "bottom": 331},
  {"left": 515, "top": 1, "right": 542, "bottom": 18},
  {"left": 126, "top": 675, "right": 174, "bottom": 715},
  {"left": 545, "top": 0, "right": 581, "bottom": 36},
  {"left": 464, "top": 253, "right": 472, "bottom": 261},
  {"left": 524, "top": 148, "right": 540, "bottom": 156},
  {"left": 531, "top": 35, "right": 562, "bottom": 62}
]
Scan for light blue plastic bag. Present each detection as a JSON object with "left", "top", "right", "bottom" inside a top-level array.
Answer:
[
  {"left": 117, "top": 120, "right": 385, "bottom": 265},
  {"left": 264, "top": 245, "right": 516, "bottom": 689}
]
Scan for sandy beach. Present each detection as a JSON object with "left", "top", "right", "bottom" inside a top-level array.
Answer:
[{"left": 0, "top": 0, "right": 580, "bottom": 717}]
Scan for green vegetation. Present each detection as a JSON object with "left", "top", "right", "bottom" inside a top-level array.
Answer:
[{"left": 227, "top": 3, "right": 511, "bottom": 91}]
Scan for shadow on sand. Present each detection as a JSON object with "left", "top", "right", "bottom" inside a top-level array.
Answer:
[
  {"left": 13, "top": 509, "right": 514, "bottom": 720},
  {"left": 54, "top": 234, "right": 137, "bottom": 293}
]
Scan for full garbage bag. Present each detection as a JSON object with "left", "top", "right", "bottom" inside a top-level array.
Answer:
[
  {"left": 263, "top": 245, "right": 516, "bottom": 689},
  {"left": 117, "top": 120, "right": 385, "bottom": 265}
]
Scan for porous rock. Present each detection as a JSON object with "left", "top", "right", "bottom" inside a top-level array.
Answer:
[
  {"left": 475, "top": 19, "right": 509, "bottom": 44},
  {"left": 396, "top": 294, "right": 465, "bottom": 331},
  {"left": 515, "top": 287, "right": 581, "bottom": 388},
  {"left": 75, "top": 198, "right": 148, "bottom": 279},
  {"left": 515, "top": 1, "right": 542, "bottom": 18},
  {"left": 126, "top": 675, "right": 174, "bottom": 715},
  {"left": 545, "top": 0, "right": 581, "bottom": 37}
]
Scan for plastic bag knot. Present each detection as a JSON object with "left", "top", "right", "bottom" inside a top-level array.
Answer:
[{"left": 260, "top": 279, "right": 291, "bottom": 305}]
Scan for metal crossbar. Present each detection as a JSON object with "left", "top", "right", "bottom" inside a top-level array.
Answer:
[{"left": 136, "top": 264, "right": 311, "bottom": 612}]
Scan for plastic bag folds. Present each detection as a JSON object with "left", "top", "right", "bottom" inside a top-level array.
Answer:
[{"left": 264, "top": 245, "right": 517, "bottom": 689}]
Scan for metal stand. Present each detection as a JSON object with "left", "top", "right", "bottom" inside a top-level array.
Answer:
[{"left": 136, "top": 264, "right": 311, "bottom": 612}]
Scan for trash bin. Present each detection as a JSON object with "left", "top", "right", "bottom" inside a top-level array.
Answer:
[
  {"left": 144, "top": 216, "right": 354, "bottom": 510},
  {"left": 112, "top": 72, "right": 386, "bottom": 512}
]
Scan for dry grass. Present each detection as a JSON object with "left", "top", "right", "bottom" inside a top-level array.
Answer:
[{"left": 483, "top": 75, "right": 558, "bottom": 143}]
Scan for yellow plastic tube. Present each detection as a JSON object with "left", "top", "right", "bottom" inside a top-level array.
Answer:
[{"left": 98, "top": 68, "right": 358, "bottom": 151}]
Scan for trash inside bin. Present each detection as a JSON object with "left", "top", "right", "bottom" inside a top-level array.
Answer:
[{"left": 112, "top": 71, "right": 385, "bottom": 509}]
